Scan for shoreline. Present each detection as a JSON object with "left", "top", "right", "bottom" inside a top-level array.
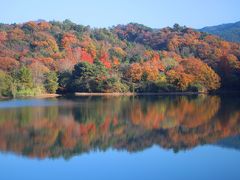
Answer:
[
  {"left": 1, "top": 91, "right": 240, "bottom": 100},
  {"left": 32, "top": 94, "right": 61, "bottom": 99},
  {"left": 74, "top": 92, "right": 208, "bottom": 96}
]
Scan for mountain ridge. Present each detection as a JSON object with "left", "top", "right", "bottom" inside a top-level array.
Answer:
[{"left": 200, "top": 21, "right": 240, "bottom": 42}]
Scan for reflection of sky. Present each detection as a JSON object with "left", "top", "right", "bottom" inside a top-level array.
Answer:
[
  {"left": 1, "top": 145, "right": 240, "bottom": 180},
  {"left": 0, "top": 99, "right": 59, "bottom": 109}
]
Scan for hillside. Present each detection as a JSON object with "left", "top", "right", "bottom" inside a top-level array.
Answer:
[
  {"left": 0, "top": 20, "right": 240, "bottom": 97},
  {"left": 200, "top": 21, "right": 240, "bottom": 42}
]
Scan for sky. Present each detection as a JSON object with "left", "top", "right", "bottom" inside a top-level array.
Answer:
[{"left": 1, "top": 0, "right": 240, "bottom": 28}]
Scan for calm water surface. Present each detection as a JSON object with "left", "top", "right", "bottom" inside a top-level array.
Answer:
[{"left": 0, "top": 95, "right": 240, "bottom": 180}]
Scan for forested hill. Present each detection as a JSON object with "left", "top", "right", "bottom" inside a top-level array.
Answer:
[
  {"left": 0, "top": 20, "right": 240, "bottom": 97},
  {"left": 200, "top": 21, "right": 240, "bottom": 42}
]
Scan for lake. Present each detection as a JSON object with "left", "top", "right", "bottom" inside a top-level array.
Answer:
[{"left": 0, "top": 94, "right": 240, "bottom": 180}]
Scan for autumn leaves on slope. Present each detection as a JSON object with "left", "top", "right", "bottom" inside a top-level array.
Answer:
[
  {"left": 0, "top": 21, "right": 240, "bottom": 97},
  {"left": 0, "top": 96, "right": 240, "bottom": 158}
]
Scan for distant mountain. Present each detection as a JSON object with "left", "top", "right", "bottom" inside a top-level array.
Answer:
[
  {"left": 33, "top": 19, "right": 46, "bottom": 23},
  {"left": 200, "top": 21, "right": 240, "bottom": 42}
]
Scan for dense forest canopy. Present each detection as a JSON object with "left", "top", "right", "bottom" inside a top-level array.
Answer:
[{"left": 0, "top": 20, "right": 240, "bottom": 97}]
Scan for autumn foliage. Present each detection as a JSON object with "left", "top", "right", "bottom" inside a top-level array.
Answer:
[
  {"left": 0, "top": 95, "right": 239, "bottom": 158},
  {"left": 0, "top": 20, "right": 240, "bottom": 96}
]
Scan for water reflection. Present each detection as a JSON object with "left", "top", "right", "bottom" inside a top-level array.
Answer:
[{"left": 0, "top": 95, "right": 240, "bottom": 159}]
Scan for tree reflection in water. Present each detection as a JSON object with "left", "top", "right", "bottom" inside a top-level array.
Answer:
[{"left": 0, "top": 95, "right": 239, "bottom": 159}]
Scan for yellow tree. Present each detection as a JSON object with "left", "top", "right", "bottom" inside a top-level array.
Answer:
[
  {"left": 181, "top": 58, "right": 221, "bottom": 91},
  {"left": 126, "top": 63, "right": 143, "bottom": 82}
]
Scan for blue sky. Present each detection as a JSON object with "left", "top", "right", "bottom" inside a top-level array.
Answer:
[{"left": 1, "top": 0, "right": 240, "bottom": 28}]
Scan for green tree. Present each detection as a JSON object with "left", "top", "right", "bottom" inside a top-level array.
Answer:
[
  {"left": 44, "top": 72, "right": 59, "bottom": 93},
  {"left": 17, "top": 66, "right": 33, "bottom": 89},
  {"left": 93, "top": 60, "right": 108, "bottom": 79},
  {"left": 58, "top": 71, "right": 72, "bottom": 93},
  {"left": 71, "top": 61, "right": 110, "bottom": 92},
  {"left": 72, "top": 62, "right": 96, "bottom": 92},
  {"left": 0, "top": 71, "right": 13, "bottom": 97},
  {"left": 11, "top": 66, "right": 34, "bottom": 96}
]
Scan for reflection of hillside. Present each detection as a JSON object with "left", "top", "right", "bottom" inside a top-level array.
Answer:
[
  {"left": 130, "top": 96, "right": 220, "bottom": 129},
  {"left": 0, "top": 95, "right": 239, "bottom": 159},
  {"left": 217, "top": 136, "right": 240, "bottom": 150}
]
